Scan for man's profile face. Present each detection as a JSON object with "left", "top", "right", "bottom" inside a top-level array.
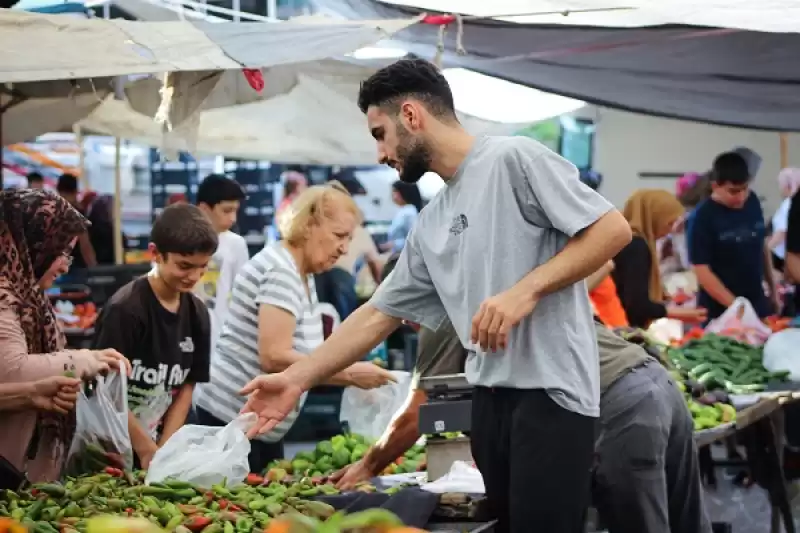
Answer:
[
  {"left": 711, "top": 181, "right": 750, "bottom": 209},
  {"left": 366, "top": 103, "right": 431, "bottom": 184}
]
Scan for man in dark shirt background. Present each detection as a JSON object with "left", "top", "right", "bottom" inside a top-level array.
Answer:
[
  {"left": 56, "top": 173, "right": 97, "bottom": 268},
  {"left": 687, "top": 151, "right": 777, "bottom": 320}
]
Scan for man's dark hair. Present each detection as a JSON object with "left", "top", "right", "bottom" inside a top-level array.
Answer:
[
  {"left": 151, "top": 203, "right": 218, "bottom": 257},
  {"left": 196, "top": 174, "right": 245, "bottom": 207},
  {"left": 357, "top": 58, "right": 456, "bottom": 120},
  {"left": 27, "top": 172, "right": 43, "bottom": 185},
  {"left": 56, "top": 173, "right": 79, "bottom": 194},
  {"left": 712, "top": 152, "right": 750, "bottom": 185}
]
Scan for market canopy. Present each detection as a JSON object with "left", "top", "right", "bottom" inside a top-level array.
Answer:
[
  {"left": 78, "top": 65, "right": 528, "bottom": 164},
  {"left": 313, "top": 0, "right": 800, "bottom": 131},
  {"left": 369, "top": 0, "right": 800, "bottom": 33},
  {"left": 0, "top": 8, "right": 416, "bottom": 82}
]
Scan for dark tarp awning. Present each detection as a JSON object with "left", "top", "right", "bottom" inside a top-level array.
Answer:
[{"left": 313, "top": 0, "right": 800, "bottom": 132}]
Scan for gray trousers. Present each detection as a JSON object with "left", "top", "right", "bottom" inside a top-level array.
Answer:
[{"left": 594, "top": 360, "right": 712, "bottom": 533}]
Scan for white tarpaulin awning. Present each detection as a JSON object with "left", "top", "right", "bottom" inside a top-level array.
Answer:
[
  {"left": 375, "top": 0, "right": 800, "bottom": 33},
  {"left": 78, "top": 73, "right": 528, "bottom": 164},
  {"left": 0, "top": 8, "right": 417, "bottom": 83}
]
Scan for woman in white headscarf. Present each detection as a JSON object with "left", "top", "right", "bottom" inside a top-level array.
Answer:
[{"left": 769, "top": 168, "right": 800, "bottom": 271}]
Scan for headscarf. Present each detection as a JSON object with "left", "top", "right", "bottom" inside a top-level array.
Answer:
[
  {"left": 778, "top": 168, "right": 800, "bottom": 197},
  {"left": 0, "top": 189, "right": 88, "bottom": 468},
  {"left": 676, "top": 172, "right": 701, "bottom": 198},
  {"left": 622, "top": 189, "right": 685, "bottom": 302}
]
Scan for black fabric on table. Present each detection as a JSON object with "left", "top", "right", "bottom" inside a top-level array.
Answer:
[
  {"left": 611, "top": 235, "right": 667, "bottom": 328},
  {"left": 314, "top": 487, "right": 439, "bottom": 528}
]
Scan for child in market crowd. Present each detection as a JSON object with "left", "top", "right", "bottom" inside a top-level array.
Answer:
[
  {"left": 612, "top": 189, "right": 707, "bottom": 328},
  {"left": 92, "top": 203, "right": 218, "bottom": 468},
  {"left": 687, "top": 151, "right": 779, "bottom": 320},
  {"left": 331, "top": 256, "right": 711, "bottom": 533},
  {"left": 194, "top": 174, "right": 251, "bottom": 352}
]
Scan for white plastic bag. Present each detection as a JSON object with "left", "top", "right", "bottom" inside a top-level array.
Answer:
[
  {"left": 340, "top": 371, "right": 412, "bottom": 440},
  {"left": 65, "top": 363, "right": 132, "bottom": 476},
  {"left": 422, "top": 461, "right": 485, "bottom": 494},
  {"left": 705, "top": 297, "right": 772, "bottom": 346},
  {"left": 763, "top": 329, "right": 800, "bottom": 381},
  {"left": 146, "top": 413, "right": 256, "bottom": 488}
]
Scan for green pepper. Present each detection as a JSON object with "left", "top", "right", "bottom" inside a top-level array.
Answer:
[
  {"left": 165, "top": 515, "right": 184, "bottom": 530},
  {"left": 164, "top": 479, "right": 196, "bottom": 490},
  {"left": 26, "top": 499, "right": 47, "bottom": 520},
  {"left": 200, "top": 524, "right": 223, "bottom": 533},
  {"left": 34, "top": 484, "right": 66, "bottom": 498}
]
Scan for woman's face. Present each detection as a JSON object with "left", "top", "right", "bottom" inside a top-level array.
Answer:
[
  {"left": 302, "top": 202, "right": 357, "bottom": 274},
  {"left": 391, "top": 189, "right": 403, "bottom": 206},
  {"left": 38, "top": 237, "right": 77, "bottom": 289},
  {"left": 656, "top": 217, "right": 679, "bottom": 240}
]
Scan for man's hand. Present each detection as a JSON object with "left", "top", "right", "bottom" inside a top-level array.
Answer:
[
  {"left": 239, "top": 373, "right": 305, "bottom": 439},
  {"left": 138, "top": 442, "right": 158, "bottom": 470},
  {"left": 31, "top": 376, "right": 82, "bottom": 414},
  {"left": 345, "top": 362, "right": 396, "bottom": 390},
  {"left": 330, "top": 460, "right": 375, "bottom": 490},
  {"left": 471, "top": 287, "right": 537, "bottom": 352}
]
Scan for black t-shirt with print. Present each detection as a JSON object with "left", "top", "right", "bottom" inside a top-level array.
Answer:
[{"left": 92, "top": 276, "right": 211, "bottom": 438}]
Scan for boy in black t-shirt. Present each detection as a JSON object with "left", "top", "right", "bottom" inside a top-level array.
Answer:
[{"left": 93, "top": 204, "right": 218, "bottom": 468}]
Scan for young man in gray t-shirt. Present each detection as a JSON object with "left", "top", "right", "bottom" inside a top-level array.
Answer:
[{"left": 238, "top": 59, "right": 632, "bottom": 533}]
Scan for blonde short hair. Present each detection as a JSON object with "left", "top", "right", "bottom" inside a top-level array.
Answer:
[{"left": 279, "top": 181, "right": 361, "bottom": 245}]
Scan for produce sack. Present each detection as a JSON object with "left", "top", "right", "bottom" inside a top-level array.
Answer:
[
  {"left": 763, "top": 329, "right": 800, "bottom": 381},
  {"left": 65, "top": 362, "right": 133, "bottom": 476},
  {"left": 146, "top": 413, "right": 255, "bottom": 488},
  {"left": 705, "top": 297, "right": 772, "bottom": 346},
  {"left": 340, "top": 371, "right": 412, "bottom": 441}
]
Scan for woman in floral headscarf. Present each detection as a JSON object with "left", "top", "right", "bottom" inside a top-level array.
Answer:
[
  {"left": 0, "top": 190, "right": 129, "bottom": 482},
  {"left": 768, "top": 168, "right": 800, "bottom": 271}
]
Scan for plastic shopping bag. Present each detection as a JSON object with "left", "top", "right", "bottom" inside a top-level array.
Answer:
[
  {"left": 705, "top": 297, "right": 772, "bottom": 346},
  {"left": 340, "top": 371, "right": 412, "bottom": 440},
  {"left": 65, "top": 363, "right": 132, "bottom": 476},
  {"left": 145, "top": 413, "right": 256, "bottom": 488},
  {"left": 763, "top": 329, "right": 800, "bottom": 381}
]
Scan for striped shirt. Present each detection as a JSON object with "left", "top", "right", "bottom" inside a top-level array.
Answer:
[{"left": 195, "top": 242, "right": 324, "bottom": 442}]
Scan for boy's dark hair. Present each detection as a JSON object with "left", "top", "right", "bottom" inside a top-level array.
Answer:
[
  {"left": 712, "top": 152, "right": 750, "bottom": 185},
  {"left": 357, "top": 58, "right": 457, "bottom": 120},
  {"left": 151, "top": 203, "right": 219, "bottom": 257},
  {"left": 27, "top": 172, "right": 43, "bottom": 184},
  {"left": 56, "top": 173, "right": 79, "bottom": 193},
  {"left": 196, "top": 174, "right": 245, "bottom": 207}
]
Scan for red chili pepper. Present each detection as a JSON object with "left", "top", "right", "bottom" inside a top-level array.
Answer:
[
  {"left": 184, "top": 516, "right": 213, "bottom": 532},
  {"left": 30, "top": 489, "right": 39, "bottom": 496},
  {"left": 245, "top": 473, "right": 264, "bottom": 486},
  {"left": 219, "top": 499, "right": 229, "bottom": 510},
  {"left": 125, "top": 508, "right": 134, "bottom": 516},
  {"left": 422, "top": 14, "right": 456, "bottom": 25},
  {"left": 242, "top": 69, "right": 264, "bottom": 93},
  {"left": 228, "top": 504, "right": 242, "bottom": 512},
  {"left": 104, "top": 467, "right": 124, "bottom": 477}
]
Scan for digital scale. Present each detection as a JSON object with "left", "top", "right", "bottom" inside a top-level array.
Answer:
[{"left": 418, "top": 373, "right": 475, "bottom": 481}]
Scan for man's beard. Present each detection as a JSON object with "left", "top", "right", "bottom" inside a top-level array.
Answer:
[{"left": 396, "top": 129, "right": 431, "bottom": 184}]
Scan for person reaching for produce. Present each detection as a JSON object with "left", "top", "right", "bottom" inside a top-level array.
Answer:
[
  {"left": 239, "top": 58, "right": 633, "bottom": 533},
  {"left": 332, "top": 257, "right": 711, "bottom": 533},
  {"left": 194, "top": 182, "right": 395, "bottom": 473},
  {"left": 0, "top": 189, "right": 130, "bottom": 482},
  {"left": 587, "top": 260, "right": 629, "bottom": 328},
  {"left": 0, "top": 376, "right": 82, "bottom": 414},
  {"left": 612, "top": 189, "right": 707, "bottom": 328},
  {"left": 687, "top": 151, "right": 777, "bottom": 320},
  {"left": 92, "top": 204, "right": 218, "bottom": 469}
]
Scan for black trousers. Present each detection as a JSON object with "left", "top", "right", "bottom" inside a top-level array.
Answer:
[
  {"left": 192, "top": 407, "right": 284, "bottom": 473},
  {"left": 471, "top": 387, "right": 596, "bottom": 533}
]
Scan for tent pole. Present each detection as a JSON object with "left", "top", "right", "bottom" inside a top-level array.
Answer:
[
  {"left": 113, "top": 136, "right": 123, "bottom": 265},
  {"left": 780, "top": 133, "right": 789, "bottom": 169},
  {"left": 74, "top": 124, "right": 87, "bottom": 190}
]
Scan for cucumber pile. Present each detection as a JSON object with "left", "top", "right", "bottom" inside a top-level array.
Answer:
[{"left": 667, "top": 334, "right": 790, "bottom": 394}]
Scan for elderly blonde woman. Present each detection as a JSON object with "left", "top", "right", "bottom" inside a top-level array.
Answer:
[{"left": 194, "top": 182, "right": 395, "bottom": 471}]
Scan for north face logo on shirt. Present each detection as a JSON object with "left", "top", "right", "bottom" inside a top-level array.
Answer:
[
  {"left": 450, "top": 214, "right": 469, "bottom": 236},
  {"left": 179, "top": 337, "right": 195, "bottom": 353}
]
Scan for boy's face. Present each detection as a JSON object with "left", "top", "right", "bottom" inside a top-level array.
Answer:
[
  {"left": 200, "top": 201, "right": 240, "bottom": 233},
  {"left": 711, "top": 181, "right": 750, "bottom": 209},
  {"left": 150, "top": 244, "right": 212, "bottom": 293}
]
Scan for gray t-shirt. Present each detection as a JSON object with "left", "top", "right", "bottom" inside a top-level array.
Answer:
[{"left": 371, "top": 136, "right": 613, "bottom": 417}]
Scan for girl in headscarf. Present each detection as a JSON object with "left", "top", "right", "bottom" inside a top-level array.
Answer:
[
  {"left": 0, "top": 190, "right": 129, "bottom": 482},
  {"left": 611, "top": 190, "right": 708, "bottom": 328},
  {"left": 768, "top": 168, "right": 800, "bottom": 271}
]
